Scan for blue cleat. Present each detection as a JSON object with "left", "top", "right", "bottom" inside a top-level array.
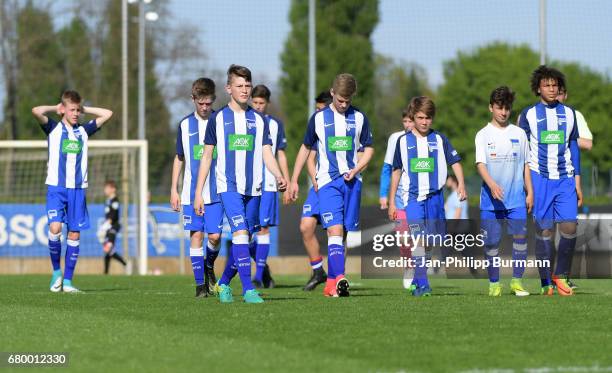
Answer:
[
  {"left": 50, "top": 270, "right": 62, "bottom": 292},
  {"left": 243, "top": 289, "right": 264, "bottom": 304},
  {"left": 412, "top": 285, "right": 432, "bottom": 297},
  {"left": 218, "top": 284, "right": 234, "bottom": 303}
]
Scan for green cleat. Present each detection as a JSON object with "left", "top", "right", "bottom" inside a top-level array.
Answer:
[
  {"left": 408, "top": 284, "right": 417, "bottom": 295},
  {"left": 218, "top": 284, "right": 234, "bottom": 303},
  {"left": 488, "top": 282, "right": 502, "bottom": 297},
  {"left": 540, "top": 285, "right": 554, "bottom": 296},
  {"left": 243, "top": 289, "right": 264, "bottom": 304},
  {"left": 510, "top": 278, "right": 530, "bottom": 297}
]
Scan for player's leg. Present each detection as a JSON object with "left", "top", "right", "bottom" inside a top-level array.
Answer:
[
  {"left": 104, "top": 228, "right": 126, "bottom": 274},
  {"left": 46, "top": 186, "right": 65, "bottom": 292},
  {"left": 395, "top": 209, "right": 414, "bottom": 290},
  {"left": 254, "top": 191, "right": 276, "bottom": 287},
  {"left": 531, "top": 171, "right": 555, "bottom": 295},
  {"left": 318, "top": 178, "right": 347, "bottom": 297},
  {"left": 204, "top": 202, "right": 224, "bottom": 294},
  {"left": 507, "top": 208, "right": 529, "bottom": 296},
  {"left": 301, "top": 187, "right": 326, "bottom": 291},
  {"left": 62, "top": 188, "right": 89, "bottom": 292},
  {"left": 551, "top": 178, "right": 578, "bottom": 296},
  {"left": 182, "top": 204, "right": 206, "bottom": 297},
  {"left": 406, "top": 199, "right": 429, "bottom": 296},
  {"left": 481, "top": 209, "right": 503, "bottom": 296},
  {"left": 103, "top": 237, "right": 112, "bottom": 275}
]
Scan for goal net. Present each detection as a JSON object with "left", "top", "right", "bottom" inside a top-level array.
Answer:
[{"left": 0, "top": 140, "right": 148, "bottom": 275}]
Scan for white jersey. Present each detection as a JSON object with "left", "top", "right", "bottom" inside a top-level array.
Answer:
[
  {"left": 263, "top": 115, "right": 287, "bottom": 192},
  {"left": 205, "top": 105, "right": 272, "bottom": 196},
  {"left": 475, "top": 123, "right": 528, "bottom": 211},
  {"left": 176, "top": 112, "right": 219, "bottom": 205},
  {"left": 42, "top": 118, "right": 98, "bottom": 189},
  {"left": 384, "top": 131, "right": 408, "bottom": 209}
]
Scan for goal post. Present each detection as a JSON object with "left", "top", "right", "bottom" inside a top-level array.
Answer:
[{"left": 0, "top": 140, "right": 149, "bottom": 275}]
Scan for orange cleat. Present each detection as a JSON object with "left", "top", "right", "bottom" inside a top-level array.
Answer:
[
  {"left": 323, "top": 278, "right": 338, "bottom": 297},
  {"left": 552, "top": 275, "right": 574, "bottom": 296}
]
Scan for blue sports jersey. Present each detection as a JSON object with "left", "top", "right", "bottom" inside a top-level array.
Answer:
[
  {"left": 475, "top": 123, "right": 529, "bottom": 211},
  {"left": 519, "top": 101, "right": 580, "bottom": 179},
  {"left": 302, "top": 105, "right": 373, "bottom": 188},
  {"left": 393, "top": 130, "right": 461, "bottom": 203},
  {"left": 176, "top": 112, "right": 219, "bottom": 204},
  {"left": 263, "top": 114, "right": 287, "bottom": 192},
  {"left": 204, "top": 105, "right": 272, "bottom": 196},
  {"left": 42, "top": 118, "right": 99, "bottom": 189}
]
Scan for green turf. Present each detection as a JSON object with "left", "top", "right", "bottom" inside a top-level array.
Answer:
[{"left": 1, "top": 275, "right": 611, "bottom": 372}]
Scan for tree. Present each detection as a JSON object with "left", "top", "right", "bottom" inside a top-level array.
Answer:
[
  {"left": 280, "top": 0, "right": 379, "bottom": 166},
  {"left": 57, "top": 16, "right": 96, "bottom": 103}
]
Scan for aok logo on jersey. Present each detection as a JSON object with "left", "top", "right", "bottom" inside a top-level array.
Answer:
[
  {"left": 541, "top": 130, "right": 565, "bottom": 144},
  {"left": 229, "top": 134, "right": 254, "bottom": 151},
  {"left": 410, "top": 157, "right": 435, "bottom": 173},
  {"left": 328, "top": 136, "right": 352, "bottom": 151},
  {"left": 61, "top": 139, "right": 82, "bottom": 154}
]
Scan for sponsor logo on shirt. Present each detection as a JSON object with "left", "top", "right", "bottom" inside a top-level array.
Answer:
[
  {"left": 229, "top": 134, "right": 254, "bottom": 151},
  {"left": 327, "top": 136, "right": 352, "bottom": 151},
  {"left": 410, "top": 157, "right": 434, "bottom": 173},
  {"left": 193, "top": 145, "right": 204, "bottom": 160},
  {"left": 541, "top": 130, "right": 564, "bottom": 144},
  {"left": 62, "top": 139, "right": 82, "bottom": 154}
]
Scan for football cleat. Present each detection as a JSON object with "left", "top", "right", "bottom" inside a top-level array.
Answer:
[
  {"left": 336, "top": 277, "right": 350, "bottom": 297},
  {"left": 50, "top": 271, "right": 63, "bottom": 293},
  {"left": 566, "top": 277, "right": 578, "bottom": 290},
  {"left": 510, "top": 278, "right": 530, "bottom": 297},
  {"left": 195, "top": 284, "right": 208, "bottom": 298},
  {"left": 218, "top": 284, "right": 234, "bottom": 303},
  {"left": 262, "top": 264, "right": 275, "bottom": 289},
  {"left": 62, "top": 280, "right": 81, "bottom": 293},
  {"left": 412, "top": 285, "right": 432, "bottom": 297},
  {"left": 323, "top": 280, "right": 338, "bottom": 297},
  {"left": 204, "top": 266, "right": 217, "bottom": 295},
  {"left": 552, "top": 276, "right": 573, "bottom": 296},
  {"left": 488, "top": 282, "right": 502, "bottom": 297},
  {"left": 540, "top": 285, "right": 554, "bottom": 296},
  {"left": 243, "top": 289, "right": 264, "bottom": 304},
  {"left": 303, "top": 268, "right": 327, "bottom": 291}
]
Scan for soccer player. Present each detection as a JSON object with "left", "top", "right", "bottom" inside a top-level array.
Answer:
[
  {"left": 475, "top": 86, "right": 533, "bottom": 297},
  {"left": 557, "top": 86, "right": 593, "bottom": 151},
  {"left": 101, "top": 180, "right": 127, "bottom": 274},
  {"left": 193, "top": 65, "right": 287, "bottom": 304},
  {"left": 519, "top": 65, "right": 582, "bottom": 296},
  {"left": 171, "top": 78, "right": 223, "bottom": 298},
  {"left": 301, "top": 91, "right": 333, "bottom": 291},
  {"left": 388, "top": 96, "right": 466, "bottom": 297},
  {"left": 250, "top": 84, "right": 291, "bottom": 288},
  {"left": 379, "top": 107, "right": 415, "bottom": 289},
  {"left": 32, "top": 90, "right": 113, "bottom": 292},
  {"left": 290, "top": 73, "right": 374, "bottom": 297}
]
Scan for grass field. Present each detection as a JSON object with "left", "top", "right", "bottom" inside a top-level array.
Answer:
[{"left": 1, "top": 275, "right": 611, "bottom": 373}]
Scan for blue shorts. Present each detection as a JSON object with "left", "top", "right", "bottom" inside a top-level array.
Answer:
[
  {"left": 480, "top": 207, "right": 527, "bottom": 246},
  {"left": 404, "top": 189, "right": 446, "bottom": 237},
  {"left": 259, "top": 191, "right": 279, "bottom": 227},
  {"left": 531, "top": 170, "right": 577, "bottom": 230},
  {"left": 183, "top": 202, "right": 224, "bottom": 233},
  {"left": 317, "top": 177, "right": 361, "bottom": 231},
  {"left": 46, "top": 186, "right": 89, "bottom": 231},
  {"left": 219, "top": 192, "right": 261, "bottom": 234},
  {"left": 302, "top": 187, "right": 320, "bottom": 224}
]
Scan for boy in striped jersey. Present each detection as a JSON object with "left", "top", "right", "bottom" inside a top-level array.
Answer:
[
  {"left": 171, "top": 78, "right": 222, "bottom": 298},
  {"left": 194, "top": 65, "right": 287, "bottom": 304},
  {"left": 290, "top": 74, "right": 374, "bottom": 297},
  {"left": 250, "top": 84, "right": 291, "bottom": 288},
  {"left": 475, "top": 86, "right": 533, "bottom": 297},
  {"left": 380, "top": 106, "right": 415, "bottom": 290},
  {"left": 518, "top": 66, "right": 582, "bottom": 296},
  {"left": 388, "top": 96, "right": 466, "bottom": 296},
  {"left": 32, "top": 90, "right": 113, "bottom": 292}
]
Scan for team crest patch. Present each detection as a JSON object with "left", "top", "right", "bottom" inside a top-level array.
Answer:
[
  {"left": 322, "top": 212, "right": 333, "bottom": 224},
  {"left": 231, "top": 215, "right": 245, "bottom": 227},
  {"left": 183, "top": 215, "right": 192, "bottom": 225},
  {"left": 246, "top": 119, "right": 257, "bottom": 130},
  {"left": 48, "top": 210, "right": 58, "bottom": 219},
  {"left": 303, "top": 204, "right": 312, "bottom": 214}
]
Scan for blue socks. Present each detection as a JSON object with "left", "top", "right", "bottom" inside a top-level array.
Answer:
[
  {"left": 64, "top": 239, "right": 80, "bottom": 281},
  {"left": 205, "top": 240, "right": 220, "bottom": 269},
  {"left": 535, "top": 235, "right": 553, "bottom": 287},
  {"left": 219, "top": 246, "right": 237, "bottom": 286},
  {"left": 233, "top": 234, "right": 254, "bottom": 294},
  {"left": 255, "top": 234, "right": 270, "bottom": 282},
  {"left": 413, "top": 256, "right": 429, "bottom": 287},
  {"left": 189, "top": 247, "right": 204, "bottom": 286},
  {"left": 327, "top": 236, "right": 345, "bottom": 279},
  {"left": 512, "top": 238, "right": 528, "bottom": 279},
  {"left": 555, "top": 231, "right": 577, "bottom": 276},
  {"left": 48, "top": 232, "right": 61, "bottom": 272},
  {"left": 484, "top": 245, "right": 500, "bottom": 283}
]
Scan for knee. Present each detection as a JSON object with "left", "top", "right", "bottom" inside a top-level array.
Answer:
[
  {"left": 67, "top": 231, "right": 80, "bottom": 241},
  {"left": 208, "top": 233, "right": 221, "bottom": 246},
  {"left": 300, "top": 220, "right": 314, "bottom": 237},
  {"left": 49, "top": 223, "right": 62, "bottom": 235},
  {"left": 191, "top": 231, "right": 204, "bottom": 242},
  {"left": 560, "top": 224, "right": 577, "bottom": 236}
]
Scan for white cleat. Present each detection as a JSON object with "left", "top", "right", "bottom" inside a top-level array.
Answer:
[
  {"left": 62, "top": 284, "right": 82, "bottom": 293},
  {"left": 402, "top": 268, "right": 414, "bottom": 289},
  {"left": 50, "top": 275, "right": 63, "bottom": 293},
  {"left": 513, "top": 289, "right": 530, "bottom": 297}
]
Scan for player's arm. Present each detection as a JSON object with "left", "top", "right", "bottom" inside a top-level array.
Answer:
[
  {"left": 170, "top": 155, "right": 184, "bottom": 211},
  {"left": 31, "top": 104, "right": 60, "bottom": 124},
  {"left": 388, "top": 169, "right": 401, "bottom": 221},
  {"left": 289, "top": 144, "right": 312, "bottom": 201},
  {"left": 263, "top": 145, "right": 287, "bottom": 192},
  {"left": 345, "top": 146, "right": 374, "bottom": 181},
  {"left": 476, "top": 163, "right": 503, "bottom": 201},
  {"left": 277, "top": 149, "right": 291, "bottom": 204},
  {"left": 451, "top": 162, "right": 467, "bottom": 201},
  {"left": 306, "top": 149, "right": 318, "bottom": 190},
  {"left": 193, "top": 145, "right": 214, "bottom": 216},
  {"left": 569, "top": 111, "right": 583, "bottom": 207},
  {"left": 523, "top": 163, "right": 533, "bottom": 213},
  {"left": 83, "top": 106, "right": 113, "bottom": 127}
]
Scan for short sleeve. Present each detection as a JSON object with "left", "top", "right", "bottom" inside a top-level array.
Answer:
[
  {"left": 521, "top": 130, "right": 529, "bottom": 164},
  {"left": 392, "top": 136, "right": 404, "bottom": 170},
  {"left": 40, "top": 118, "right": 59, "bottom": 135},
  {"left": 384, "top": 134, "right": 398, "bottom": 165},
  {"left": 303, "top": 114, "right": 318, "bottom": 147},
  {"left": 204, "top": 112, "right": 217, "bottom": 146},
  {"left": 518, "top": 109, "right": 531, "bottom": 138},
  {"left": 83, "top": 119, "right": 99, "bottom": 136},
  {"left": 569, "top": 109, "right": 579, "bottom": 141},
  {"left": 262, "top": 116, "right": 272, "bottom": 146},
  {"left": 176, "top": 124, "right": 184, "bottom": 157},
  {"left": 474, "top": 131, "right": 486, "bottom": 164},
  {"left": 575, "top": 111, "right": 593, "bottom": 140},
  {"left": 359, "top": 114, "right": 373, "bottom": 147},
  {"left": 277, "top": 119, "right": 287, "bottom": 150},
  {"left": 441, "top": 133, "right": 461, "bottom": 165}
]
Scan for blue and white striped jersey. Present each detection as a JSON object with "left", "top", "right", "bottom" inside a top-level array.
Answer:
[
  {"left": 393, "top": 130, "right": 461, "bottom": 203},
  {"left": 176, "top": 112, "right": 219, "bottom": 205},
  {"left": 263, "top": 115, "right": 287, "bottom": 192},
  {"left": 303, "top": 105, "right": 373, "bottom": 188},
  {"left": 204, "top": 105, "right": 272, "bottom": 196},
  {"left": 518, "top": 102, "right": 581, "bottom": 179},
  {"left": 41, "top": 118, "right": 99, "bottom": 189},
  {"left": 384, "top": 131, "right": 409, "bottom": 209}
]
